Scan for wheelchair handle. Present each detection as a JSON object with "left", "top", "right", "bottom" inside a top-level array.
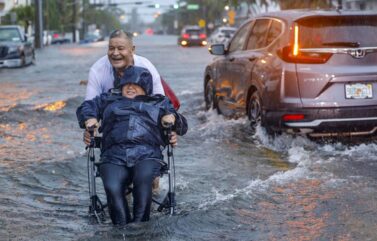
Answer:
[
  {"left": 87, "top": 126, "right": 96, "bottom": 148},
  {"left": 87, "top": 125, "right": 96, "bottom": 136}
]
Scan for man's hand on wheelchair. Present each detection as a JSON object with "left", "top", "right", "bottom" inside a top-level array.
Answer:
[
  {"left": 169, "top": 132, "right": 177, "bottom": 147},
  {"left": 83, "top": 118, "right": 99, "bottom": 146},
  {"left": 161, "top": 114, "right": 177, "bottom": 147},
  {"left": 85, "top": 118, "right": 99, "bottom": 130}
]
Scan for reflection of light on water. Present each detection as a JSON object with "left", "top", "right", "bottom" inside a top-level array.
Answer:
[
  {"left": 35, "top": 101, "right": 66, "bottom": 112},
  {"left": 26, "top": 133, "right": 36, "bottom": 141},
  {"left": 19, "top": 123, "right": 26, "bottom": 130},
  {"left": 0, "top": 83, "right": 34, "bottom": 111},
  {"left": 235, "top": 179, "right": 336, "bottom": 240},
  {"left": 0, "top": 104, "right": 16, "bottom": 112}
]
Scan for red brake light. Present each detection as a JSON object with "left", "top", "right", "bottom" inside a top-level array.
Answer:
[
  {"left": 53, "top": 33, "right": 59, "bottom": 39},
  {"left": 182, "top": 33, "right": 190, "bottom": 39},
  {"left": 199, "top": 33, "right": 206, "bottom": 39},
  {"left": 282, "top": 114, "right": 305, "bottom": 122}
]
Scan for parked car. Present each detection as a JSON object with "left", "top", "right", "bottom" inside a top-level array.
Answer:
[
  {"left": 209, "top": 26, "right": 237, "bottom": 45},
  {"left": 204, "top": 10, "right": 377, "bottom": 138},
  {"left": 50, "top": 31, "right": 71, "bottom": 44},
  {"left": 0, "top": 25, "right": 35, "bottom": 68},
  {"left": 178, "top": 25, "right": 207, "bottom": 47},
  {"left": 80, "top": 31, "right": 105, "bottom": 44}
]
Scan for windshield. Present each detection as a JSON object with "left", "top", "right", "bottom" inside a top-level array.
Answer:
[
  {"left": 220, "top": 30, "right": 235, "bottom": 35},
  {"left": 0, "top": 28, "right": 22, "bottom": 42},
  {"left": 297, "top": 15, "right": 377, "bottom": 48}
]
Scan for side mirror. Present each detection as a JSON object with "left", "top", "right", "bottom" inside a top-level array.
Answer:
[{"left": 208, "top": 44, "right": 226, "bottom": 55}]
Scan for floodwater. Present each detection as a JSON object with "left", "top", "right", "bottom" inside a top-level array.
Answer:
[{"left": 1, "top": 36, "right": 377, "bottom": 241}]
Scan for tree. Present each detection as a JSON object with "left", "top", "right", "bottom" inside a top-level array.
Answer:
[
  {"left": 82, "top": 6, "right": 123, "bottom": 35},
  {"left": 2, "top": 5, "right": 34, "bottom": 33},
  {"left": 171, "top": 0, "right": 227, "bottom": 32}
]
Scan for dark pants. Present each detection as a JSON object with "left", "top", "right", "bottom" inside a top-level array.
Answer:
[{"left": 99, "top": 159, "right": 161, "bottom": 225}]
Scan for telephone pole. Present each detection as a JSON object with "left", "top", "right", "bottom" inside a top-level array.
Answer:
[
  {"left": 72, "top": 0, "right": 77, "bottom": 43},
  {"left": 34, "top": 0, "right": 43, "bottom": 49}
]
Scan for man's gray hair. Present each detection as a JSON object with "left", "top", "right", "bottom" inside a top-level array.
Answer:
[{"left": 109, "top": 29, "right": 133, "bottom": 44}]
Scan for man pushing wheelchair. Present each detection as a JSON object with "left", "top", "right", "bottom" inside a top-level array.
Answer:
[{"left": 76, "top": 66, "right": 187, "bottom": 225}]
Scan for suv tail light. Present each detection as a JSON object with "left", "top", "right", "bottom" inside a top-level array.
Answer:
[
  {"left": 279, "top": 24, "right": 332, "bottom": 64},
  {"left": 282, "top": 114, "right": 305, "bottom": 122},
  {"left": 199, "top": 33, "right": 206, "bottom": 39},
  {"left": 182, "top": 33, "right": 190, "bottom": 39}
]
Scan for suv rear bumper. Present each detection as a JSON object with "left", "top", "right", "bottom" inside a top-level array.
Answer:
[{"left": 265, "top": 106, "right": 377, "bottom": 137}]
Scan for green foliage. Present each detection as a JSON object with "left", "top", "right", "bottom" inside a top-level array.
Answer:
[
  {"left": 2, "top": 0, "right": 122, "bottom": 36},
  {"left": 83, "top": 6, "right": 123, "bottom": 33},
  {"left": 47, "top": 0, "right": 75, "bottom": 32},
  {"left": 1, "top": 5, "right": 34, "bottom": 28},
  {"left": 173, "top": 0, "right": 227, "bottom": 30}
]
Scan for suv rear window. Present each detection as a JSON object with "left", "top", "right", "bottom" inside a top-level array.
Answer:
[
  {"left": 297, "top": 15, "right": 377, "bottom": 48},
  {"left": 185, "top": 29, "right": 203, "bottom": 35}
]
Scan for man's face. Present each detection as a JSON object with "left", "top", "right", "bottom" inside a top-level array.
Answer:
[
  {"left": 108, "top": 37, "right": 134, "bottom": 70},
  {"left": 122, "top": 84, "right": 146, "bottom": 99}
]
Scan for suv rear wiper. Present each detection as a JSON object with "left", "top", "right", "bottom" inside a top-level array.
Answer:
[{"left": 322, "top": 41, "right": 360, "bottom": 47}]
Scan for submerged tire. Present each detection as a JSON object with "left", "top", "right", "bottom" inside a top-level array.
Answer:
[
  {"left": 20, "top": 54, "right": 26, "bottom": 67},
  {"left": 31, "top": 51, "right": 36, "bottom": 65},
  {"left": 204, "top": 79, "right": 217, "bottom": 111},
  {"left": 247, "top": 91, "right": 262, "bottom": 130}
]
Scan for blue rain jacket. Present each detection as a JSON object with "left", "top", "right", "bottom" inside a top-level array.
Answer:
[{"left": 76, "top": 93, "right": 187, "bottom": 166}]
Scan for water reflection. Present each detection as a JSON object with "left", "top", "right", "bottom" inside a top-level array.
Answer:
[
  {"left": 0, "top": 83, "right": 35, "bottom": 111},
  {"left": 35, "top": 100, "right": 66, "bottom": 112}
]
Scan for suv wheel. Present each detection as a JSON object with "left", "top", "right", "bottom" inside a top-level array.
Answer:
[
  {"left": 20, "top": 54, "right": 26, "bottom": 67},
  {"left": 31, "top": 51, "right": 36, "bottom": 65},
  {"left": 204, "top": 79, "right": 217, "bottom": 111},
  {"left": 248, "top": 92, "right": 262, "bottom": 130}
]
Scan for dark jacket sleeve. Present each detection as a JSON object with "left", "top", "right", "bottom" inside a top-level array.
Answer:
[
  {"left": 76, "top": 94, "right": 107, "bottom": 129},
  {"left": 158, "top": 96, "right": 188, "bottom": 136}
]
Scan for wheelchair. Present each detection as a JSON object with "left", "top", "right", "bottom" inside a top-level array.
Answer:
[{"left": 86, "top": 127, "right": 176, "bottom": 224}]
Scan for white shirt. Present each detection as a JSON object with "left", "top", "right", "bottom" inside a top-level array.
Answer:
[{"left": 85, "top": 55, "right": 164, "bottom": 100}]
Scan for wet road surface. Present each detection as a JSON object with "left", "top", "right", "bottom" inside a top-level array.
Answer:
[{"left": 1, "top": 35, "right": 377, "bottom": 241}]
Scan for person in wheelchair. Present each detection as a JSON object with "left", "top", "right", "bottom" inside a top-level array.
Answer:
[{"left": 76, "top": 66, "right": 187, "bottom": 225}]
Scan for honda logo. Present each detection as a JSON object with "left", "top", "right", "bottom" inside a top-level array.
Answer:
[{"left": 348, "top": 49, "right": 366, "bottom": 59}]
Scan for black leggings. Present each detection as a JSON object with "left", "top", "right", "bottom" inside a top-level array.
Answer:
[{"left": 99, "top": 159, "right": 161, "bottom": 225}]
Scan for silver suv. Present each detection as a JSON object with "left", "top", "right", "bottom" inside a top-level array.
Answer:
[{"left": 204, "top": 10, "right": 377, "bottom": 137}]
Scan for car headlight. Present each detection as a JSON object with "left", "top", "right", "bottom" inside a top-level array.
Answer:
[{"left": 8, "top": 46, "right": 21, "bottom": 53}]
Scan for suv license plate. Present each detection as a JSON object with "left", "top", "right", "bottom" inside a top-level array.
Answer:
[
  {"left": 345, "top": 83, "right": 373, "bottom": 99},
  {"left": 191, "top": 35, "right": 198, "bottom": 39}
]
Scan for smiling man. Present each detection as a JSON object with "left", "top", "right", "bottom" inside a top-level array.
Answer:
[{"left": 85, "top": 29, "right": 164, "bottom": 101}]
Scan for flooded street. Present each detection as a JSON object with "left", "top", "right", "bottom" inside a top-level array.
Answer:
[{"left": 1, "top": 35, "right": 377, "bottom": 241}]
